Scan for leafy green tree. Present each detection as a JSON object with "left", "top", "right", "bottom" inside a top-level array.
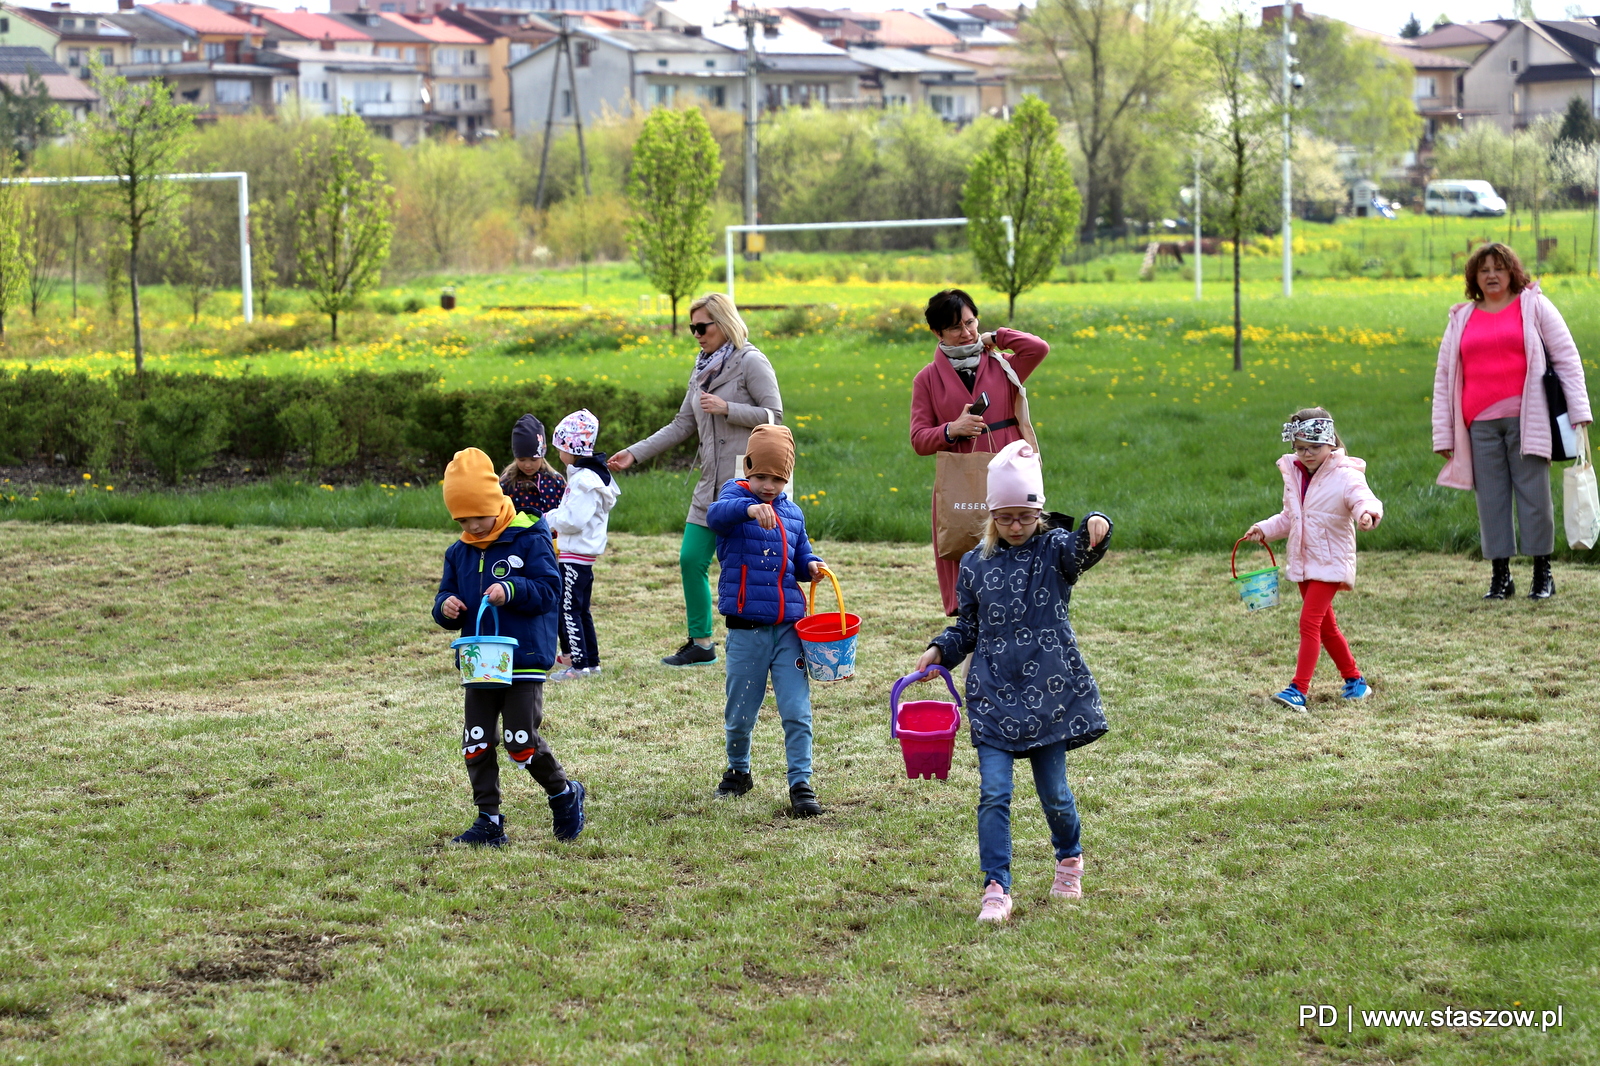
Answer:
[
  {"left": 1195, "top": 10, "right": 1277, "bottom": 371},
  {"left": 0, "top": 70, "right": 63, "bottom": 164},
  {"left": 626, "top": 106, "right": 721, "bottom": 333},
  {"left": 1556, "top": 95, "right": 1598, "bottom": 147},
  {"left": 25, "top": 185, "right": 62, "bottom": 317},
  {"left": 962, "top": 96, "right": 1081, "bottom": 321},
  {"left": 82, "top": 65, "right": 196, "bottom": 374},
  {"left": 250, "top": 197, "right": 280, "bottom": 316},
  {"left": 291, "top": 113, "right": 394, "bottom": 342},
  {"left": 158, "top": 197, "right": 221, "bottom": 325},
  {"left": 0, "top": 150, "right": 34, "bottom": 338},
  {"left": 1279, "top": 15, "right": 1420, "bottom": 178},
  {"left": 1400, "top": 13, "right": 1422, "bottom": 37}
]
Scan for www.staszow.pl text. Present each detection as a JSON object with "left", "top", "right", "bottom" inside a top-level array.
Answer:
[{"left": 1300, "top": 1005, "right": 1564, "bottom": 1032}]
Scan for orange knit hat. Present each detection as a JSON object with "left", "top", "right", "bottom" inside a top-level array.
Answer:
[{"left": 443, "top": 448, "right": 517, "bottom": 546}]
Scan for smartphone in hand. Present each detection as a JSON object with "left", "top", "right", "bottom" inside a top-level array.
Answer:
[{"left": 968, "top": 392, "right": 990, "bottom": 418}]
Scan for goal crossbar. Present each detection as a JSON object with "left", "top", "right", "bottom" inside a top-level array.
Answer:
[
  {"left": 0, "top": 171, "right": 254, "bottom": 322},
  {"left": 723, "top": 215, "right": 1013, "bottom": 302}
]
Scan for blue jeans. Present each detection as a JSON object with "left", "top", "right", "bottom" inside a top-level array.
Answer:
[
  {"left": 976, "top": 741, "right": 1082, "bottom": 892},
  {"left": 724, "top": 623, "right": 813, "bottom": 787}
]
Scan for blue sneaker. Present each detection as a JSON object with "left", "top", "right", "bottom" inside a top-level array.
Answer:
[
  {"left": 1270, "top": 684, "right": 1308, "bottom": 711},
  {"left": 1341, "top": 676, "right": 1371, "bottom": 701},
  {"left": 550, "top": 780, "right": 586, "bottom": 841},
  {"left": 452, "top": 812, "right": 507, "bottom": 847}
]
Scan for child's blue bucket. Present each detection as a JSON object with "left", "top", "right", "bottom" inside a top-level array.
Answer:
[
  {"left": 1231, "top": 536, "right": 1280, "bottom": 612},
  {"left": 795, "top": 569, "right": 860, "bottom": 683},
  {"left": 451, "top": 596, "right": 518, "bottom": 687}
]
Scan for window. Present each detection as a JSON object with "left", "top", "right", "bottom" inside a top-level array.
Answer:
[
  {"left": 463, "top": 49, "right": 476, "bottom": 65},
  {"left": 372, "top": 123, "right": 393, "bottom": 138},
  {"left": 167, "top": 49, "right": 183, "bottom": 62},
  {"left": 657, "top": 58, "right": 668, "bottom": 68},
  {"left": 647, "top": 83, "right": 676, "bottom": 107},
  {"left": 464, "top": 83, "right": 476, "bottom": 100},
  {"left": 353, "top": 80, "right": 392, "bottom": 103},
  {"left": 796, "top": 82, "right": 827, "bottom": 107},
  {"left": 303, "top": 79, "right": 330, "bottom": 101},
  {"left": 274, "top": 80, "right": 294, "bottom": 103},
  {"left": 1508, "top": 57, "right": 1519, "bottom": 73},
  {"left": 0, "top": 18, "right": 9, "bottom": 33},
  {"left": 403, "top": 47, "right": 417, "bottom": 62},
  {"left": 377, "top": 46, "right": 399, "bottom": 58},
  {"left": 885, "top": 93, "right": 908, "bottom": 107},
  {"left": 67, "top": 48, "right": 86, "bottom": 68},
  {"left": 100, "top": 49, "right": 114, "bottom": 65},
  {"left": 697, "top": 84, "right": 725, "bottom": 107},
  {"left": 561, "top": 89, "right": 571, "bottom": 116},
  {"left": 205, "top": 42, "right": 226, "bottom": 61},
  {"left": 61, "top": 18, "right": 75, "bottom": 29},
  {"left": 509, "top": 43, "right": 531, "bottom": 62},
  {"left": 379, "top": 2, "right": 396, "bottom": 10},
  {"left": 706, "top": 59, "right": 716, "bottom": 68},
  {"left": 134, "top": 48, "right": 160, "bottom": 63},
  {"left": 930, "top": 92, "right": 954, "bottom": 116},
  {"left": 215, "top": 80, "right": 252, "bottom": 103},
  {"left": 576, "top": 41, "right": 590, "bottom": 67},
  {"left": 439, "top": 82, "right": 460, "bottom": 101},
  {"left": 437, "top": 49, "right": 459, "bottom": 65},
  {"left": 1414, "top": 75, "right": 1436, "bottom": 100}
]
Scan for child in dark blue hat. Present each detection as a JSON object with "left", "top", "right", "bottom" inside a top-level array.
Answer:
[{"left": 500, "top": 414, "right": 567, "bottom": 518}]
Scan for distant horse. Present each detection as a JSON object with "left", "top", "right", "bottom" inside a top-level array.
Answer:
[{"left": 1155, "top": 241, "right": 1186, "bottom": 267}]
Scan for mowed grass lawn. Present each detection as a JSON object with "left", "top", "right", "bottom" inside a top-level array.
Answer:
[{"left": 1, "top": 523, "right": 1596, "bottom": 1064}]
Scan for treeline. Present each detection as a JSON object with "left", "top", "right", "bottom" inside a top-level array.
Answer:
[{"left": 0, "top": 369, "right": 688, "bottom": 482}]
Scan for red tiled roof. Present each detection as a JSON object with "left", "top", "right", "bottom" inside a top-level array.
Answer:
[
  {"left": 387, "top": 12, "right": 488, "bottom": 43},
  {"left": 255, "top": 10, "right": 372, "bottom": 42},
  {"left": 838, "top": 9, "right": 959, "bottom": 47},
  {"left": 143, "top": 3, "right": 259, "bottom": 36}
]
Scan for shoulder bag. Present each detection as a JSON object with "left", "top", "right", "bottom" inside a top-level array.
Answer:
[
  {"left": 1535, "top": 297, "right": 1580, "bottom": 462},
  {"left": 1564, "top": 424, "right": 1599, "bottom": 550}
]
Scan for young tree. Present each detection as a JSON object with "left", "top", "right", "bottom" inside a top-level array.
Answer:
[
  {"left": 1195, "top": 9, "right": 1277, "bottom": 372},
  {"left": 626, "top": 106, "right": 721, "bottom": 333},
  {"left": 1556, "top": 95, "right": 1598, "bottom": 146},
  {"left": 25, "top": 186, "right": 62, "bottom": 318},
  {"left": 1400, "top": 13, "right": 1422, "bottom": 38},
  {"left": 291, "top": 113, "right": 395, "bottom": 342},
  {"left": 250, "top": 197, "right": 280, "bottom": 317},
  {"left": 0, "top": 151, "right": 34, "bottom": 339},
  {"left": 962, "top": 96, "right": 1081, "bottom": 321},
  {"left": 0, "top": 70, "right": 63, "bottom": 164},
  {"left": 1020, "top": 0, "right": 1195, "bottom": 238},
  {"left": 159, "top": 199, "right": 221, "bottom": 325},
  {"left": 82, "top": 66, "right": 196, "bottom": 374}
]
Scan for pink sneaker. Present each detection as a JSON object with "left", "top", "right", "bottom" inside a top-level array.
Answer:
[
  {"left": 1050, "top": 856, "right": 1084, "bottom": 899},
  {"left": 977, "top": 880, "right": 1013, "bottom": 923}
]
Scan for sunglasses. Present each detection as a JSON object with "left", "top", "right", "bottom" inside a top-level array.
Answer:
[{"left": 689, "top": 321, "right": 713, "bottom": 336}]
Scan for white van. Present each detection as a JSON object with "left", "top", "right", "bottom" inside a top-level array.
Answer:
[{"left": 1425, "top": 180, "right": 1507, "bottom": 217}]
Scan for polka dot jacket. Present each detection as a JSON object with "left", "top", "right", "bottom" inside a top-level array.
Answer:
[{"left": 929, "top": 517, "right": 1112, "bottom": 753}]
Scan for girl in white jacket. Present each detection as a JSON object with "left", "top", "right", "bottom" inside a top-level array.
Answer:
[{"left": 546, "top": 410, "right": 622, "bottom": 682}]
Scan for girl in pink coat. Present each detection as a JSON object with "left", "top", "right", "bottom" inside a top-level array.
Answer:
[{"left": 1244, "top": 408, "right": 1384, "bottom": 711}]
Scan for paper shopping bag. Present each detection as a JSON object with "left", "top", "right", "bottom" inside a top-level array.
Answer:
[
  {"left": 1564, "top": 425, "right": 1599, "bottom": 550},
  {"left": 934, "top": 450, "right": 994, "bottom": 560}
]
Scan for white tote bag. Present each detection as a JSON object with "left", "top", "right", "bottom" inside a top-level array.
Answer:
[{"left": 1564, "top": 424, "right": 1600, "bottom": 551}]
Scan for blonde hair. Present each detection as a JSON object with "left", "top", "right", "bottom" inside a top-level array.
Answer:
[
  {"left": 499, "top": 458, "right": 541, "bottom": 484},
  {"left": 689, "top": 292, "right": 749, "bottom": 349},
  {"left": 978, "top": 511, "right": 1051, "bottom": 559}
]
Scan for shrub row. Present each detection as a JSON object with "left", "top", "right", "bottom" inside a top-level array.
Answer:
[{"left": 0, "top": 369, "right": 689, "bottom": 483}]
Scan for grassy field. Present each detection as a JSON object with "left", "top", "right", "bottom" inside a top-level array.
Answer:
[{"left": 1, "top": 523, "right": 1596, "bottom": 1064}]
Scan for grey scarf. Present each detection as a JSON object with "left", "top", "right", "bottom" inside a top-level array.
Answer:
[
  {"left": 695, "top": 341, "right": 735, "bottom": 388},
  {"left": 939, "top": 339, "right": 984, "bottom": 372}
]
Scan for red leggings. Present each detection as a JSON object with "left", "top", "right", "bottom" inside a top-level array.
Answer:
[{"left": 1294, "top": 580, "right": 1359, "bottom": 691}]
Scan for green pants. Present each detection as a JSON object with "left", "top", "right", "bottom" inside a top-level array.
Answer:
[{"left": 681, "top": 521, "right": 718, "bottom": 640}]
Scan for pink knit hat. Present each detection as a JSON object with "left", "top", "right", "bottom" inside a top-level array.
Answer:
[{"left": 987, "top": 440, "right": 1045, "bottom": 511}]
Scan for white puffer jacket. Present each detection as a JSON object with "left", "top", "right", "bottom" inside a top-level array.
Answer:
[
  {"left": 1255, "top": 451, "right": 1383, "bottom": 590},
  {"left": 546, "top": 466, "right": 621, "bottom": 560}
]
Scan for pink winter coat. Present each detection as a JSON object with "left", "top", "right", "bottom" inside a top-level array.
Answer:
[
  {"left": 1255, "top": 451, "right": 1384, "bottom": 590},
  {"left": 1431, "top": 284, "right": 1592, "bottom": 490}
]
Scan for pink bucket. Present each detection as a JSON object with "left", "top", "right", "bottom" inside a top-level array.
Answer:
[{"left": 889, "top": 666, "right": 963, "bottom": 780}]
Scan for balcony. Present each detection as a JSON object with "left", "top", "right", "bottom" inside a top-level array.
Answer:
[
  {"left": 431, "top": 63, "right": 490, "bottom": 78},
  {"left": 438, "top": 97, "right": 491, "bottom": 113},
  {"left": 354, "top": 100, "right": 419, "bottom": 117}
]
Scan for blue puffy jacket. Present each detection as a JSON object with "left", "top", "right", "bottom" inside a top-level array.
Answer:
[
  {"left": 431, "top": 512, "right": 561, "bottom": 677},
  {"left": 707, "top": 479, "right": 823, "bottom": 625}
]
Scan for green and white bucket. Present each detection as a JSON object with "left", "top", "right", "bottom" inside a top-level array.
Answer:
[{"left": 1231, "top": 536, "right": 1280, "bottom": 612}]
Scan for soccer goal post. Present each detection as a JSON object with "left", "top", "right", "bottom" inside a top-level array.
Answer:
[
  {"left": 1, "top": 171, "right": 254, "bottom": 322},
  {"left": 723, "top": 215, "right": 1013, "bottom": 302}
]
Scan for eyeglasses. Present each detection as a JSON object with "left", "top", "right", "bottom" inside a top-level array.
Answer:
[
  {"left": 992, "top": 511, "right": 1043, "bottom": 528},
  {"left": 689, "top": 322, "right": 712, "bottom": 336}
]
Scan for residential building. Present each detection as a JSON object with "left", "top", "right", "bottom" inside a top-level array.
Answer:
[
  {"left": 1386, "top": 40, "right": 1472, "bottom": 149},
  {"left": 16, "top": 5, "right": 135, "bottom": 74},
  {"left": 847, "top": 45, "right": 976, "bottom": 118},
  {"left": 0, "top": 6, "right": 58, "bottom": 54},
  {"left": 232, "top": 5, "right": 378, "bottom": 54},
  {"left": 390, "top": 11, "right": 491, "bottom": 134},
  {"left": 140, "top": 1, "right": 260, "bottom": 64},
  {"left": 699, "top": 15, "right": 867, "bottom": 108},
  {"left": 0, "top": 43, "right": 97, "bottom": 118},
  {"left": 958, "top": 5, "right": 1022, "bottom": 34},
  {"left": 436, "top": 6, "right": 556, "bottom": 130},
  {"left": 784, "top": 7, "right": 959, "bottom": 51},
  {"left": 1406, "top": 20, "right": 1508, "bottom": 64},
  {"left": 920, "top": 4, "right": 1014, "bottom": 47},
  {"left": 924, "top": 42, "right": 1030, "bottom": 113},
  {"left": 1459, "top": 19, "right": 1600, "bottom": 133},
  {"left": 255, "top": 42, "right": 426, "bottom": 140},
  {"left": 103, "top": 8, "right": 193, "bottom": 65},
  {"left": 327, "top": 9, "right": 429, "bottom": 64}
]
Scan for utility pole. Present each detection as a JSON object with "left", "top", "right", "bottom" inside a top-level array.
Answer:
[
  {"left": 535, "top": 13, "right": 590, "bottom": 210},
  {"left": 1281, "top": 1, "right": 1298, "bottom": 298},
  {"left": 1194, "top": 149, "right": 1203, "bottom": 302},
  {"left": 733, "top": 7, "right": 778, "bottom": 258}
]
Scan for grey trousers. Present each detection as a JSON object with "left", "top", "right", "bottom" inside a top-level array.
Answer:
[{"left": 1471, "top": 417, "right": 1554, "bottom": 558}]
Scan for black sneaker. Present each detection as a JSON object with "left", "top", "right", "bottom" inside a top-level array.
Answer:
[
  {"left": 549, "top": 781, "right": 586, "bottom": 841},
  {"left": 662, "top": 641, "right": 717, "bottom": 667},
  {"left": 789, "top": 781, "right": 823, "bottom": 818},
  {"left": 715, "top": 769, "right": 753, "bottom": 798},
  {"left": 452, "top": 812, "right": 508, "bottom": 847}
]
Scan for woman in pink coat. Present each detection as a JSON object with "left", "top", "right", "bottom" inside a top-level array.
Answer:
[
  {"left": 1431, "top": 243, "right": 1591, "bottom": 600},
  {"left": 910, "top": 289, "right": 1050, "bottom": 615},
  {"left": 1244, "top": 408, "right": 1384, "bottom": 712}
]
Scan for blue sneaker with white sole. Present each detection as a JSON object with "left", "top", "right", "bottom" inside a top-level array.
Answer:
[
  {"left": 452, "top": 812, "right": 508, "bottom": 847},
  {"left": 550, "top": 780, "right": 586, "bottom": 841},
  {"left": 1341, "top": 676, "right": 1371, "bottom": 700},
  {"left": 1269, "top": 684, "right": 1308, "bottom": 711}
]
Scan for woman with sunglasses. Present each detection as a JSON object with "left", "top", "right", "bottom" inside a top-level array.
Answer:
[{"left": 609, "top": 292, "right": 784, "bottom": 667}]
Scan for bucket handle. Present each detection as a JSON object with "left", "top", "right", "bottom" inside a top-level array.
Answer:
[
  {"left": 473, "top": 595, "right": 501, "bottom": 638},
  {"left": 1231, "top": 536, "right": 1278, "bottom": 579},
  {"left": 890, "top": 665, "right": 962, "bottom": 738},
  {"left": 806, "top": 566, "right": 849, "bottom": 637}
]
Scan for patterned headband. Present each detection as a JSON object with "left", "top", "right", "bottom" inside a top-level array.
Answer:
[{"left": 1283, "top": 417, "right": 1336, "bottom": 445}]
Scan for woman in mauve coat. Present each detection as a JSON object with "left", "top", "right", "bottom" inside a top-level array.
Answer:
[{"left": 910, "top": 288, "right": 1050, "bottom": 616}]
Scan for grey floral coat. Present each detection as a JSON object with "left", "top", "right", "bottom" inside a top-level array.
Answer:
[{"left": 929, "top": 518, "right": 1112, "bottom": 753}]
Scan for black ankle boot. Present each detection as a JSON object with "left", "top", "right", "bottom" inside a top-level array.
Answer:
[
  {"left": 1529, "top": 555, "right": 1554, "bottom": 600},
  {"left": 1484, "top": 558, "right": 1514, "bottom": 600}
]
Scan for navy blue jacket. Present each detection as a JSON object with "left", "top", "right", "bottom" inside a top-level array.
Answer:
[
  {"left": 432, "top": 512, "right": 561, "bottom": 678},
  {"left": 706, "top": 479, "right": 824, "bottom": 625},
  {"left": 930, "top": 518, "right": 1112, "bottom": 752}
]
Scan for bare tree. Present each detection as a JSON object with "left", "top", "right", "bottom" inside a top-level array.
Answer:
[{"left": 25, "top": 186, "right": 63, "bottom": 318}]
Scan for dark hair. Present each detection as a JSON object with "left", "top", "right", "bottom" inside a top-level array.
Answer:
[
  {"left": 1463, "top": 242, "right": 1532, "bottom": 301},
  {"left": 924, "top": 289, "right": 979, "bottom": 333},
  {"left": 1287, "top": 406, "right": 1343, "bottom": 449}
]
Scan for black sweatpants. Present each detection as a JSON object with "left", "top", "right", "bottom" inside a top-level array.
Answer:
[
  {"left": 558, "top": 561, "right": 599, "bottom": 671},
  {"left": 462, "top": 682, "right": 568, "bottom": 813}
]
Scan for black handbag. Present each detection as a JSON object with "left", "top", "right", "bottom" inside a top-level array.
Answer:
[{"left": 1544, "top": 362, "right": 1577, "bottom": 463}]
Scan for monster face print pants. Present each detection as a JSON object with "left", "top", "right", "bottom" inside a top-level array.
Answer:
[{"left": 461, "top": 683, "right": 568, "bottom": 814}]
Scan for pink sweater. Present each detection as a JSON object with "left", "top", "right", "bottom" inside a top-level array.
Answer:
[
  {"left": 1432, "top": 284, "right": 1593, "bottom": 490},
  {"left": 1459, "top": 295, "right": 1526, "bottom": 425},
  {"left": 1256, "top": 451, "right": 1383, "bottom": 590}
]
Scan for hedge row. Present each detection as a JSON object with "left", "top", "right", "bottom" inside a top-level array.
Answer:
[{"left": 0, "top": 370, "right": 690, "bottom": 483}]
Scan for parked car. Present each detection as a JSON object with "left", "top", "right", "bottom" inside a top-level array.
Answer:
[{"left": 1425, "top": 180, "right": 1507, "bottom": 217}]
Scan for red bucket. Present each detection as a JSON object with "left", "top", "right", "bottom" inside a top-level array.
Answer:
[{"left": 889, "top": 666, "right": 963, "bottom": 780}]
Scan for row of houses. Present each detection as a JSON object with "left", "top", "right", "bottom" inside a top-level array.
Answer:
[{"left": 0, "top": 0, "right": 1036, "bottom": 143}]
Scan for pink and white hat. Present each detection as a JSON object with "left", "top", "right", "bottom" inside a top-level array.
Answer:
[
  {"left": 987, "top": 440, "right": 1045, "bottom": 511},
  {"left": 553, "top": 409, "right": 600, "bottom": 457}
]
